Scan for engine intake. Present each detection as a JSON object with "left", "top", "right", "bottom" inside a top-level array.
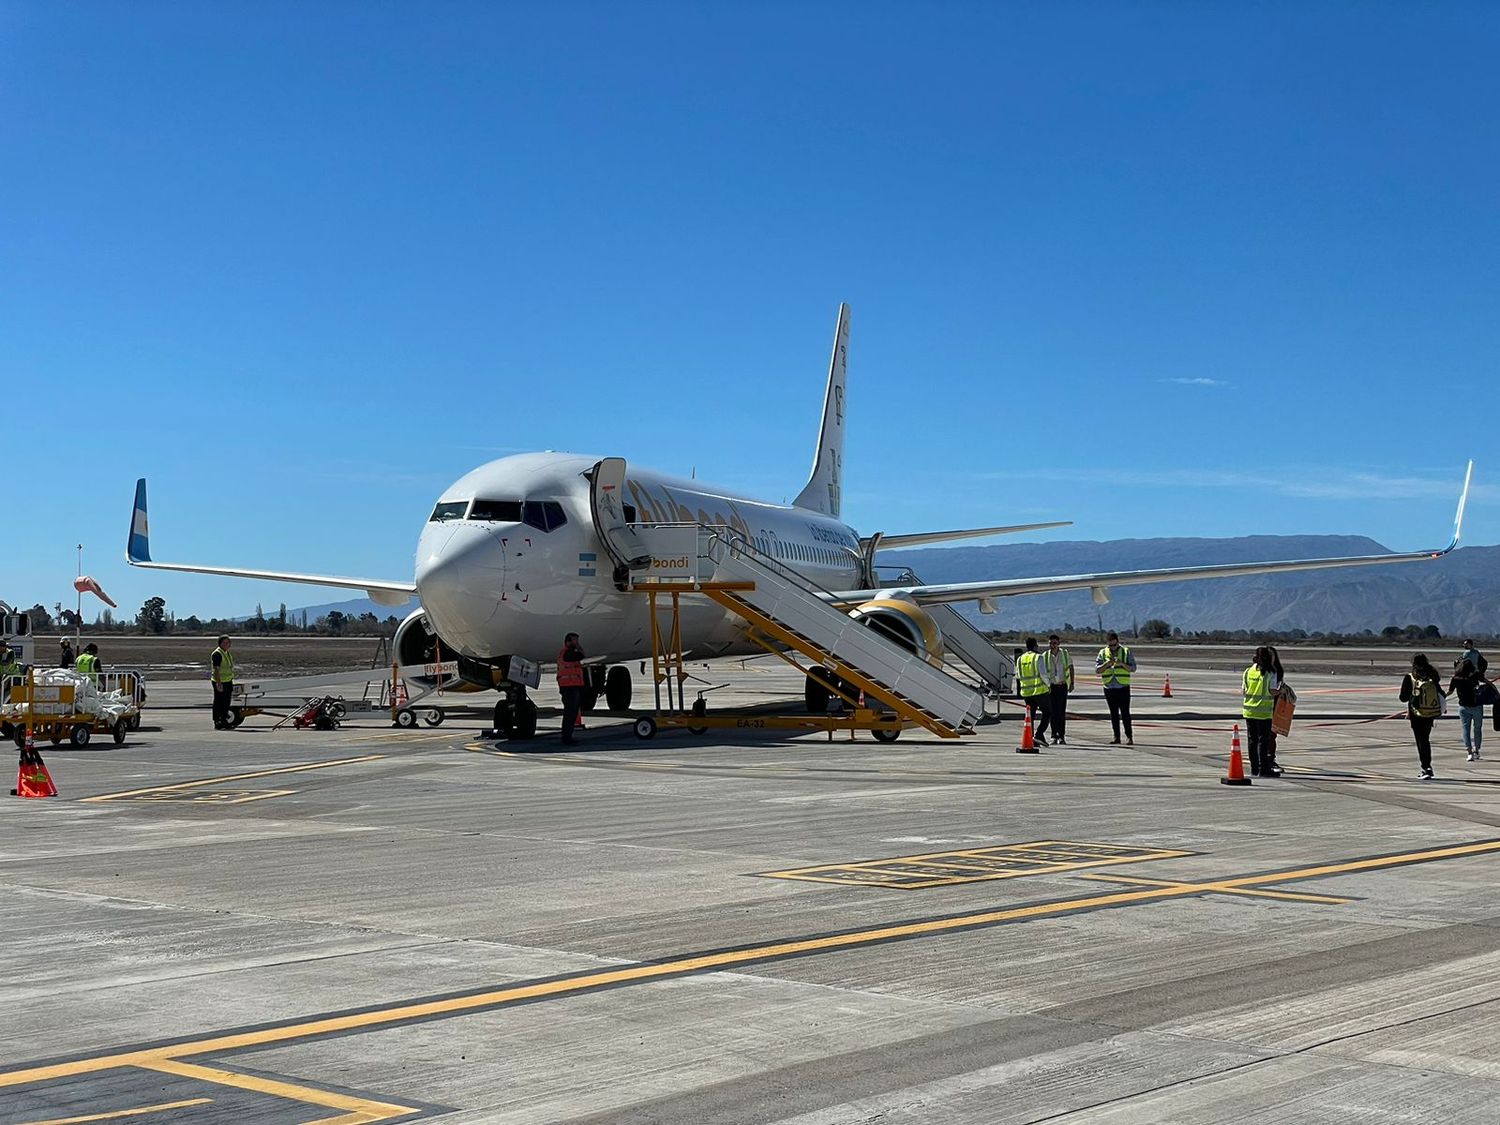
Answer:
[{"left": 846, "top": 596, "right": 945, "bottom": 667}]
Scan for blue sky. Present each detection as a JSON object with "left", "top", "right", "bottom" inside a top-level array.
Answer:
[{"left": 6, "top": 2, "right": 1496, "bottom": 618}]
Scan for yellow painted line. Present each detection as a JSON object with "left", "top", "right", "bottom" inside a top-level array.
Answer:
[
  {"left": 83, "top": 755, "right": 387, "bottom": 803},
  {"left": 1080, "top": 872, "right": 1352, "bottom": 905},
  {"left": 19, "top": 1099, "right": 211, "bottom": 1125},
  {"left": 3, "top": 838, "right": 1499, "bottom": 1091},
  {"left": 139, "top": 1059, "right": 416, "bottom": 1123}
]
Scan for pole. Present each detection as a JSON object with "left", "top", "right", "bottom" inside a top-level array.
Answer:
[{"left": 76, "top": 544, "right": 83, "bottom": 646}]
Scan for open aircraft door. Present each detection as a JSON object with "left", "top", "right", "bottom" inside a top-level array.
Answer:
[{"left": 589, "top": 457, "right": 653, "bottom": 584}]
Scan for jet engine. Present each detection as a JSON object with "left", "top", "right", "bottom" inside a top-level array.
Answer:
[
  {"left": 393, "top": 609, "right": 491, "bottom": 691},
  {"left": 845, "top": 594, "right": 946, "bottom": 667}
]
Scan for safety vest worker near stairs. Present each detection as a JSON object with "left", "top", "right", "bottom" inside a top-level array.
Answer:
[
  {"left": 1096, "top": 632, "right": 1137, "bottom": 746},
  {"left": 1016, "top": 639, "right": 1053, "bottom": 747}
]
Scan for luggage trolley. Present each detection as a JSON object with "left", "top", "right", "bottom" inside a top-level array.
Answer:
[{"left": 0, "top": 673, "right": 139, "bottom": 748}]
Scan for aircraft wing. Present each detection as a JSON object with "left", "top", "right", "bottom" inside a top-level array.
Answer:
[
  {"left": 833, "top": 462, "right": 1473, "bottom": 608},
  {"left": 866, "top": 521, "right": 1072, "bottom": 551},
  {"left": 125, "top": 479, "right": 417, "bottom": 607}
]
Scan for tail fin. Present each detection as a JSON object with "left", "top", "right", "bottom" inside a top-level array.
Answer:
[
  {"left": 128, "top": 478, "right": 151, "bottom": 562},
  {"left": 792, "top": 303, "right": 850, "bottom": 517}
]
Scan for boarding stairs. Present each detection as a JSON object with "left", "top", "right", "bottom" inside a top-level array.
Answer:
[
  {"left": 631, "top": 526, "right": 984, "bottom": 738},
  {"left": 878, "top": 566, "right": 1015, "bottom": 698}
]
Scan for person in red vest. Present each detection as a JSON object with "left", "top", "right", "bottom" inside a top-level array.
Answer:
[{"left": 556, "top": 632, "right": 586, "bottom": 745}]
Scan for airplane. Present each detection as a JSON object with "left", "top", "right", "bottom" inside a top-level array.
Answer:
[{"left": 127, "top": 305, "right": 1473, "bottom": 738}]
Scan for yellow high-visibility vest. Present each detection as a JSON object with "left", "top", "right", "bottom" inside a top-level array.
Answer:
[
  {"left": 211, "top": 647, "right": 235, "bottom": 683},
  {"left": 1242, "top": 665, "right": 1275, "bottom": 720},
  {"left": 1017, "top": 651, "right": 1048, "bottom": 697},
  {"left": 1097, "top": 646, "right": 1132, "bottom": 688}
]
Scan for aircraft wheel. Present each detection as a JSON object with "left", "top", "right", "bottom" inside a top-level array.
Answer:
[
  {"left": 71, "top": 724, "right": 92, "bottom": 747},
  {"left": 605, "top": 666, "right": 632, "bottom": 713},
  {"left": 394, "top": 708, "right": 418, "bottom": 729},
  {"left": 804, "top": 668, "right": 832, "bottom": 713},
  {"left": 492, "top": 699, "right": 513, "bottom": 736},
  {"left": 422, "top": 708, "right": 445, "bottom": 727},
  {"left": 512, "top": 698, "right": 538, "bottom": 740},
  {"left": 113, "top": 718, "right": 128, "bottom": 745},
  {"left": 871, "top": 728, "right": 901, "bottom": 743},
  {"left": 633, "top": 716, "right": 657, "bottom": 740}
]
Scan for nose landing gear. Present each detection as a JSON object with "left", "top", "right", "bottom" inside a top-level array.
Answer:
[{"left": 492, "top": 689, "right": 538, "bottom": 740}]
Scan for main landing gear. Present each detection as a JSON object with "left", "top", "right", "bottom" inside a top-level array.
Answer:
[{"left": 604, "top": 665, "right": 632, "bottom": 713}]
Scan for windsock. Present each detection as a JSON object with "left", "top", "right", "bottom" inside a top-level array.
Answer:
[{"left": 73, "top": 575, "right": 117, "bottom": 608}]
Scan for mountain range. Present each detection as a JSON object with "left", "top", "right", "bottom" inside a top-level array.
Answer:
[{"left": 264, "top": 536, "right": 1499, "bottom": 637}]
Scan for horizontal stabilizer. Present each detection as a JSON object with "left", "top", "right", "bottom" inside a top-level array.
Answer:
[{"left": 125, "top": 478, "right": 416, "bottom": 605}]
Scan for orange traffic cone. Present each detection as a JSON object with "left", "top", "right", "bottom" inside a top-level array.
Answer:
[
  {"left": 1162, "top": 675, "right": 1173, "bottom": 698},
  {"left": 13, "top": 729, "right": 58, "bottom": 799},
  {"left": 1219, "top": 724, "right": 1251, "bottom": 786},
  {"left": 1016, "top": 705, "right": 1039, "bottom": 754}
]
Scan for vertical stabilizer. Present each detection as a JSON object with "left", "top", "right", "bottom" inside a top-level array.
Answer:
[{"left": 792, "top": 303, "right": 849, "bottom": 517}]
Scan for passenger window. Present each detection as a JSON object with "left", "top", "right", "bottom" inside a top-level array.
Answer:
[
  {"left": 429, "top": 501, "right": 468, "bottom": 522},
  {"left": 523, "top": 501, "right": 568, "bottom": 532},
  {"left": 471, "top": 500, "right": 523, "bottom": 522}
]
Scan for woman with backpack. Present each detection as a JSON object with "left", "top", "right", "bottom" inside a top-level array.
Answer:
[{"left": 1400, "top": 653, "right": 1446, "bottom": 780}]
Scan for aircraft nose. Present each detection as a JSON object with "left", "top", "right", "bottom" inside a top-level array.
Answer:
[{"left": 415, "top": 524, "right": 507, "bottom": 656}]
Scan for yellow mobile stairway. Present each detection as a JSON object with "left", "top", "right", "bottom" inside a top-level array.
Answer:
[{"left": 633, "top": 526, "right": 985, "bottom": 739}]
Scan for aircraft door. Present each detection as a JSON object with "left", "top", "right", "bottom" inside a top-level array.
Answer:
[{"left": 589, "top": 458, "right": 652, "bottom": 579}]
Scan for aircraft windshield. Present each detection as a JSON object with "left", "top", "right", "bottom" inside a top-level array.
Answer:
[
  {"left": 428, "top": 501, "right": 469, "bottom": 522},
  {"left": 470, "top": 500, "right": 523, "bottom": 522}
]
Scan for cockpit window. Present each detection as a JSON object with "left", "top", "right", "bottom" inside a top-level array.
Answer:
[
  {"left": 470, "top": 500, "right": 524, "bottom": 522},
  {"left": 429, "top": 501, "right": 468, "bottom": 522},
  {"left": 523, "top": 500, "right": 567, "bottom": 532}
]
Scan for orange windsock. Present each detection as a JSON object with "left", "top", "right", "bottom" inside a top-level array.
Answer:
[{"left": 73, "top": 575, "right": 117, "bottom": 608}]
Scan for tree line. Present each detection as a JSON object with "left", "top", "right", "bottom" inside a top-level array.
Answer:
[{"left": 21, "top": 600, "right": 401, "bottom": 638}]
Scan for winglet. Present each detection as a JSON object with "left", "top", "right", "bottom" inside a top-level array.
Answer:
[
  {"left": 127, "top": 478, "right": 151, "bottom": 563},
  {"left": 1441, "top": 459, "right": 1474, "bottom": 556}
]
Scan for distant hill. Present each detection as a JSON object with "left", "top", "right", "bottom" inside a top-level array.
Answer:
[
  {"left": 883, "top": 536, "right": 1500, "bottom": 635},
  {"left": 240, "top": 597, "right": 413, "bottom": 624},
  {"left": 264, "top": 536, "right": 1499, "bottom": 637}
]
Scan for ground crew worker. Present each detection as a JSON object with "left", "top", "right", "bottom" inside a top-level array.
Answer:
[
  {"left": 210, "top": 635, "right": 235, "bottom": 730},
  {"left": 1096, "top": 632, "right": 1137, "bottom": 745},
  {"left": 74, "top": 643, "right": 102, "bottom": 685},
  {"left": 556, "top": 632, "right": 586, "bottom": 745},
  {"left": 1016, "top": 637, "right": 1051, "bottom": 746},
  {"left": 1043, "top": 634, "right": 1074, "bottom": 745},
  {"left": 1242, "top": 646, "right": 1281, "bottom": 777},
  {"left": 0, "top": 647, "right": 21, "bottom": 702},
  {"left": 59, "top": 637, "right": 75, "bottom": 668}
]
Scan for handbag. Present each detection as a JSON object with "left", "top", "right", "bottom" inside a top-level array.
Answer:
[{"left": 1477, "top": 681, "right": 1500, "bottom": 707}]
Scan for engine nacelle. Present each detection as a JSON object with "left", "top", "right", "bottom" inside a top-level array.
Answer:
[
  {"left": 393, "top": 609, "right": 492, "bottom": 691},
  {"left": 846, "top": 595, "right": 945, "bottom": 667}
]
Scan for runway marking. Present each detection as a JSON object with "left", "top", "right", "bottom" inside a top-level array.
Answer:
[
  {"left": 3, "top": 838, "right": 1498, "bottom": 1100},
  {"left": 1079, "top": 872, "right": 1353, "bottom": 904},
  {"left": 138, "top": 1059, "right": 418, "bottom": 1123},
  {"left": 127, "top": 789, "right": 295, "bottom": 805},
  {"left": 82, "top": 755, "right": 387, "bottom": 803},
  {"left": 756, "top": 841, "right": 1191, "bottom": 889},
  {"left": 19, "top": 1099, "right": 212, "bottom": 1125}
]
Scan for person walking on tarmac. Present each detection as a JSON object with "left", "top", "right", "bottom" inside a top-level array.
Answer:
[
  {"left": 557, "top": 632, "right": 587, "bottom": 745},
  {"left": 1096, "top": 632, "right": 1136, "bottom": 745},
  {"left": 1016, "top": 638, "right": 1051, "bottom": 746},
  {"left": 210, "top": 635, "right": 235, "bottom": 730},
  {"left": 1400, "top": 653, "right": 1446, "bottom": 780},
  {"left": 1461, "top": 639, "right": 1488, "bottom": 676},
  {"left": 74, "top": 643, "right": 103, "bottom": 685},
  {"left": 1242, "top": 647, "right": 1282, "bottom": 778},
  {"left": 1042, "top": 634, "right": 1073, "bottom": 745},
  {"left": 1448, "top": 658, "right": 1484, "bottom": 762}
]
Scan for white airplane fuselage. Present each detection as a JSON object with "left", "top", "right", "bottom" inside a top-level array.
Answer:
[{"left": 416, "top": 453, "right": 862, "bottom": 664}]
